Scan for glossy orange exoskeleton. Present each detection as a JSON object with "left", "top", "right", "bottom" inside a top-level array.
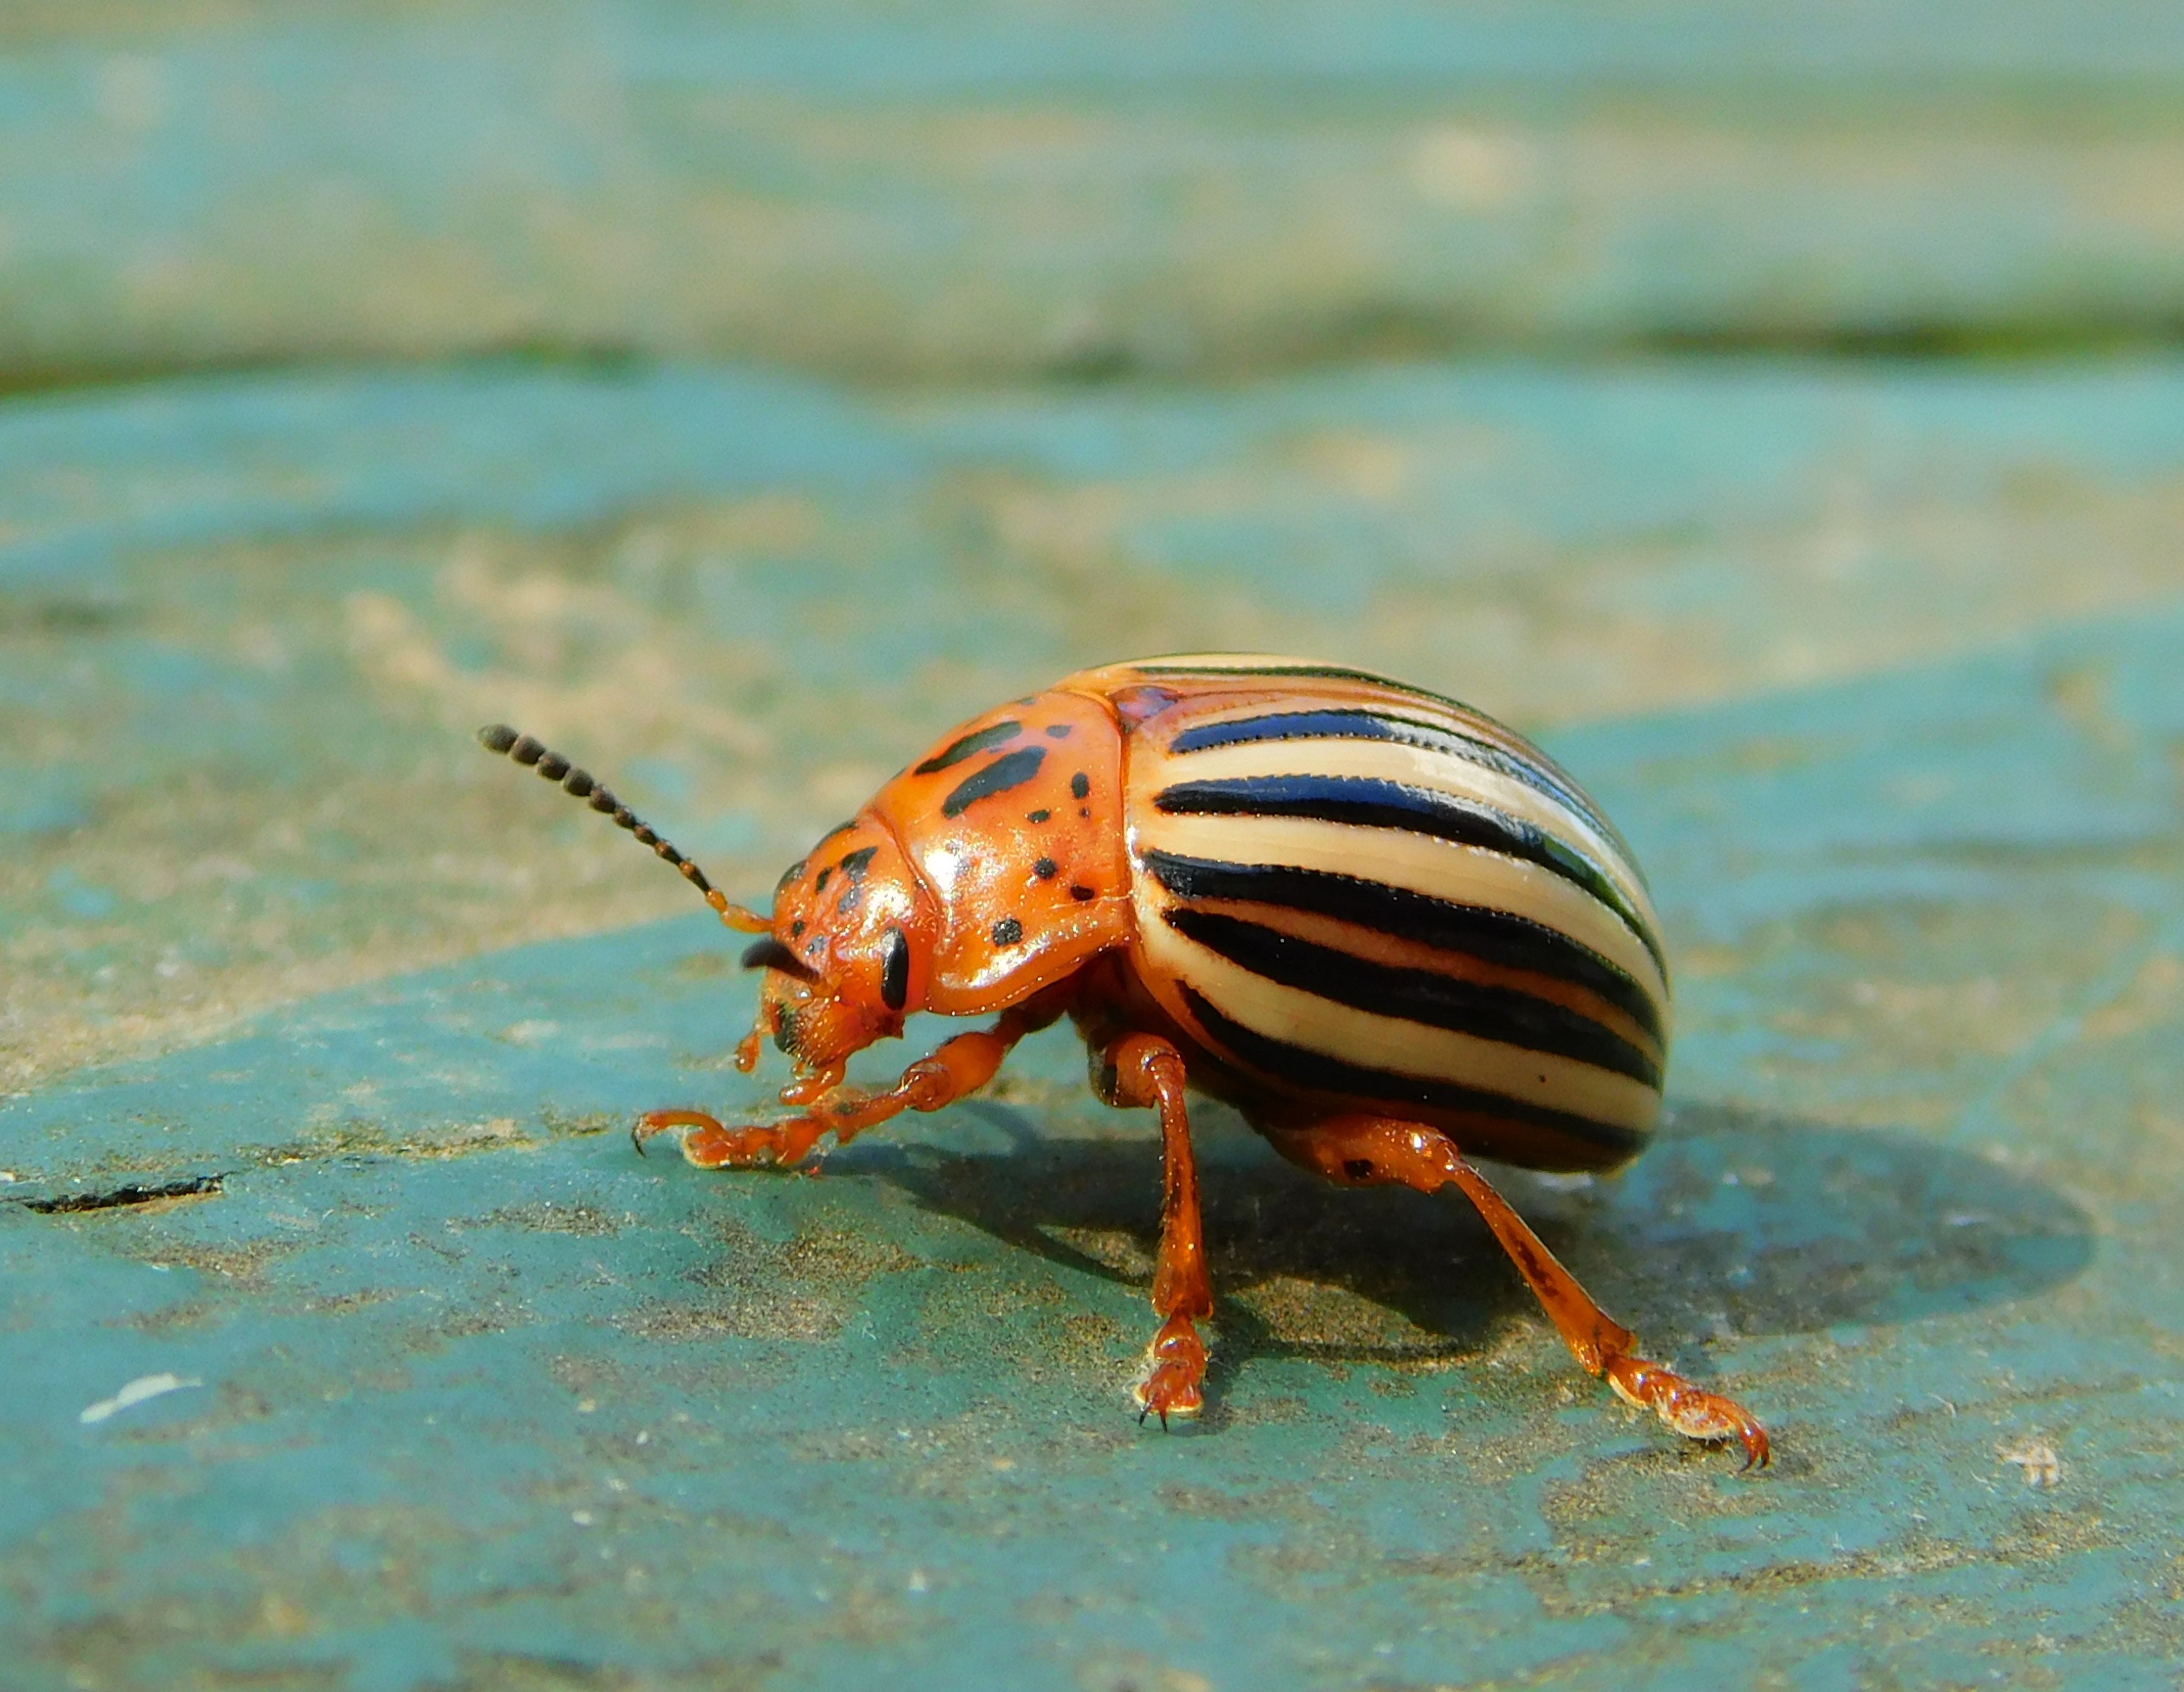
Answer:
[{"left": 480, "top": 655, "right": 1767, "bottom": 1466}]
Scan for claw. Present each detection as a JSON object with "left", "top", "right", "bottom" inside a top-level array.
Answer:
[
  {"left": 1131, "top": 1322, "right": 1207, "bottom": 1429},
  {"left": 629, "top": 1108, "right": 829, "bottom": 1170},
  {"left": 1607, "top": 1355, "right": 1770, "bottom": 1471}
]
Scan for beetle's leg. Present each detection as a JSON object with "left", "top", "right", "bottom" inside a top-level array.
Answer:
[
  {"left": 635, "top": 1003, "right": 1053, "bottom": 1171},
  {"left": 1264, "top": 1115, "right": 1769, "bottom": 1469},
  {"left": 1093, "top": 1033, "right": 1212, "bottom": 1428}
]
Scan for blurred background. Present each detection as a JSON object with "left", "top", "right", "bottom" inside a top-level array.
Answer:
[
  {"left": 6, "top": 0, "right": 2183, "bottom": 1096},
  {"left": 4, "top": 4, "right": 2184, "bottom": 1687}
]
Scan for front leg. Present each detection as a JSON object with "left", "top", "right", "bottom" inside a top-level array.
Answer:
[
  {"left": 635, "top": 1006, "right": 1045, "bottom": 1170},
  {"left": 1093, "top": 1033, "right": 1213, "bottom": 1427}
]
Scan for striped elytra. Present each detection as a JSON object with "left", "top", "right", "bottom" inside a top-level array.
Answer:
[
  {"left": 483, "top": 654, "right": 1770, "bottom": 1465},
  {"left": 1101, "top": 654, "right": 1670, "bottom": 1173}
]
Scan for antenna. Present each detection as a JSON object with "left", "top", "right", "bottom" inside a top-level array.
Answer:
[{"left": 476, "top": 725, "right": 771, "bottom": 934}]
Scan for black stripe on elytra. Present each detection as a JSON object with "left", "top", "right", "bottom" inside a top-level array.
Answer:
[
  {"left": 838, "top": 845, "right": 878, "bottom": 881},
  {"left": 1164, "top": 908, "right": 1660, "bottom": 1088},
  {"left": 1181, "top": 986, "right": 1646, "bottom": 1160},
  {"left": 915, "top": 720, "right": 1021, "bottom": 775},
  {"left": 1143, "top": 851, "right": 1664, "bottom": 1043},
  {"left": 1165, "top": 706, "right": 1628, "bottom": 862},
  {"left": 1153, "top": 772, "right": 1664, "bottom": 976},
  {"left": 941, "top": 746, "right": 1047, "bottom": 818}
]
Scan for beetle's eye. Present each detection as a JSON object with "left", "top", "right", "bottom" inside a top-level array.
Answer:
[
  {"left": 880, "top": 927, "right": 910, "bottom": 1012},
  {"left": 741, "top": 938, "right": 821, "bottom": 984}
]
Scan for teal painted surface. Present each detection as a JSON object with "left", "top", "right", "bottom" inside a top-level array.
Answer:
[
  {"left": 6, "top": 358, "right": 2184, "bottom": 1103},
  {"left": 5, "top": 3, "right": 2184, "bottom": 1682},
  {"left": 2, "top": 3, "right": 2182, "bottom": 381},
  {"left": 5, "top": 602, "right": 2182, "bottom": 1688}
]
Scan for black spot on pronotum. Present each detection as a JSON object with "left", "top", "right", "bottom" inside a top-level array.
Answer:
[
  {"left": 1027, "top": 809, "right": 1051, "bottom": 824},
  {"left": 914, "top": 719, "right": 1021, "bottom": 775},
  {"left": 1071, "top": 771, "right": 1090, "bottom": 800},
  {"left": 881, "top": 928, "right": 910, "bottom": 1011},
  {"left": 1046, "top": 724, "right": 1072, "bottom": 739},
  {"left": 942, "top": 747, "right": 1047, "bottom": 818},
  {"left": 1070, "top": 884, "right": 1096, "bottom": 901},
  {"left": 1033, "top": 857, "right": 1058, "bottom": 880},
  {"left": 790, "top": 919, "right": 805, "bottom": 938},
  {"left": 838, "top": 845, "right": 878, "bottom": 881},
  {"left": 992, "top": 916, "right": 1024, "bottom": 947}
]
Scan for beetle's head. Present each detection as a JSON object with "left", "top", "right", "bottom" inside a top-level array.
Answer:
[
  {"left": 740, "top": 817, "right": 933, "bottom": 1085},
  {"left": 471, "top": 726, "right": 936, "bottom": 1095}
]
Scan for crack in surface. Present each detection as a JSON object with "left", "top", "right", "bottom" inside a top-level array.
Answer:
[{"left": 15, "top": 1174, "right": 227, "bottom": 1214}]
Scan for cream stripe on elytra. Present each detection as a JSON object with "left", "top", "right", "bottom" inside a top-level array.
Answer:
[
  {"left": 1134, "top": 809, "right": 1669, "bottom": 1012},
  {"left": 1125, "top": 655, "right": 1596, "bottom": 797},
  {"left": 1144, "top": 733, "right": 1659, "bottom": 944},
  {"left": 1151, "top": 693, "right": 1633, "bottom": 859},
  {"left": 1137, "top": 925, "right": 1664, "bottom": 1133},
  {"left": 1170, "top": 894, "right": 1665, "bottom": 1072}
]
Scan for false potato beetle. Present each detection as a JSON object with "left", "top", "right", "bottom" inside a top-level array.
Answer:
[{"left": 480, "top": 654, "right": 1768, "bottom": 1467}]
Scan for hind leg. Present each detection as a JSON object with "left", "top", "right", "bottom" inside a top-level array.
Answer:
[
  {"left": 1092, "top": 1033, "right": 1213, "bottom": 1427},
  {"left": 1262, "top": 1114, "right": 1768, "bottom": 1469}
]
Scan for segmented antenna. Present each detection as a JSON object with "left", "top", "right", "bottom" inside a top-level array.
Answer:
[{"left": 476, "top": 725, "right": 771, "bottom": 934}]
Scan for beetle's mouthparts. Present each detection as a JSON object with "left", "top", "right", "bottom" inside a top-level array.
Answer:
[{"left": 740, "top": 937, "right": 822, "bottom": 985}]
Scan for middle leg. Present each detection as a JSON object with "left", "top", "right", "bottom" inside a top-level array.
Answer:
[{"left": 1093, "top": 1032, "right": 1213, "bottom": 1426}]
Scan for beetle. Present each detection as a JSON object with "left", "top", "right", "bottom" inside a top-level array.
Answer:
[{"left": 479, "top": 654, "right": 1768, "bottom": 1467}]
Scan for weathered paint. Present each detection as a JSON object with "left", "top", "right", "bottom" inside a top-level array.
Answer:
[
  {"left": 3, "top": 0, "right": 2181, "bottom": 1671},
  {"left": 7, "top": 360, "right": 2184, "bottom": 1103},
  {"left": 2, "top": 3, "right": 2184, "bottom": 383},
  {"left": 3, "top": 595, "right": 2181, "bottom": 1687}
]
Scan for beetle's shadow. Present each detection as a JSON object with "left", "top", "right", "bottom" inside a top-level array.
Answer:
[{"left": 844, "top": 1099, "right": 2093, "bottom": 1394}]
